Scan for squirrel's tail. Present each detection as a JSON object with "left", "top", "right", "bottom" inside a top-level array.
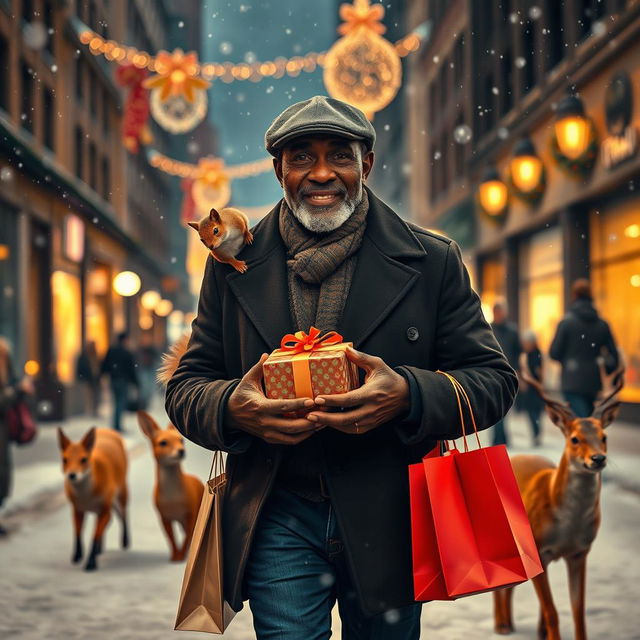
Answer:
[{"left": 156, "top": 333, "right": 190, "bottom": 386}]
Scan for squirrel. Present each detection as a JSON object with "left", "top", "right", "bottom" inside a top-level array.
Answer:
[{"left": 188, "top": 207, "right": 253, "bottom": 273}]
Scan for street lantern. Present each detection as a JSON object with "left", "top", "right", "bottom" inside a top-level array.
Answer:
[
  {"left": 509, "top": 138, "right": 545, "bottom": 200},
  {"left": 155, "top": 299, "right": 174, "bottom": 317},
  {"left": 140, "top": 289, "right": 161, "bottom": 310},
  {"left": 554, "top": 94, "right": 592, "bottom": 160},
  {"left": 113, "top": 271, "right": 141, "bottom": 297},
  {"left": 478, "top": 168, "right": 508, "bottom": 218}
]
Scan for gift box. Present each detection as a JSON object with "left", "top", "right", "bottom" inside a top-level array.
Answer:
[{"left": 263, "top": 328, "right": 359, "bottom": 413}]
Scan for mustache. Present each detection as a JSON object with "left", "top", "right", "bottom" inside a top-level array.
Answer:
[{"left": 297, "top": 185, "right": 347, "bottom": 198}]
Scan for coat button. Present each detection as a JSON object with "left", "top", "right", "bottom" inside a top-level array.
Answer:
[{"left": 406, "top": 327, "right": 419, "bottom": 342}]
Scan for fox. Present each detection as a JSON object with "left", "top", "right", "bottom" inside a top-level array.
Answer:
[
  {"left": 137, "top": 411, "right": 204, "bottom": 562},
  {"left": 187, "top": 206, "right": 253, "bottom": 273},
  {"left": 57, "top": 426, "right": 129, "bottom": 571}
]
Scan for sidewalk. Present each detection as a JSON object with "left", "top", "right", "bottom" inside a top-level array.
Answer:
[
  {"left": 2, "top": 398, "right": 639, "bottom": 520},
  {"left": 0, "top": 397, "right": 166, "bottom": 519}
]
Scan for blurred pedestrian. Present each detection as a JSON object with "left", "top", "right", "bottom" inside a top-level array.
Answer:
[
  {"left": 76, "top": 340, "right": 100, "bottom": 417},
  {"left": 550, "top": 279, "right": 619, "bottom": 417},
  {"left": 100, "top": 332, "right": 138, "bottom": 433},
  {"left": 490, "top": 301, "right": 521, "bottom": 446},
  {"left": 518, "top": 330, "right": 544, "bottom": 447},
  {"left": 0, "top": 338, "right": 35, "bottom": 535},
  {"left": 136, "top": 333, "right": 160, "bottom": 411}
]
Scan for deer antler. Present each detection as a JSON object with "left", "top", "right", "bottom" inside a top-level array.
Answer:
[
  {"left": 520, "top": 369, "right": 575, "bottom": 426},
  {"left": 596, "top": 350, "right": 625, "bottom": 408}
]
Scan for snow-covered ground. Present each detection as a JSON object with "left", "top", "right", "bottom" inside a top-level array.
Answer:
[{"left": 1, "top": 410, "right": 639, "bottom": 639}]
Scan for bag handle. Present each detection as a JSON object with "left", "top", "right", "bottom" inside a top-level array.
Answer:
[
  {"left": 436, "top": 370, "right": 481, "bottom": 452},
  {"left": 207, "top": 450, "right": 226, "bottom": 493}
]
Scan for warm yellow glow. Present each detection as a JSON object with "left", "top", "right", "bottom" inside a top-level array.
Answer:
[
  {"left": 169, "top": 310, "right": 185, "bottom": 325},
  {"left": 624, "top": 224, "right": 640, "bottom": 239},
  {"left": 155, "top": 299, "right": 174, "bottom": 317},
  {"left": 51, "top": 271, "right": 82, "bottom": 384},
  {"left": 479, "top": 180, "right": 508, "bottom": 215},
  {"left": 631, "top": 274, "right": 640, "bottom": 288},
  {"left": 170, "top": 69, "right": 187, "bottom": 83},
  {"left": 511, "top": 155, "right": 543, "bottom": 193},
  {"left": 140, "top": 290, "right": 161, "bottom": 310},
  {"left": 185, "top": 312, "right": 196, "bottom": 325},
  {"left": 555, "top": 115, "right": 591, "bottom": 160},
  {"left": 0, "top": 244, "right": 9, "bottom": 260},
  {"left": 139, "top": 314, "right": 154, "bottom": 330},
  {"left": 113, "top": 270, "right": 141, "bottom": 297},
  {"left": 24, "top": 360, "right": 40, "bottom": 376},
  {"left": 63, "top": 215, "right": 85, "bottom": 263}
]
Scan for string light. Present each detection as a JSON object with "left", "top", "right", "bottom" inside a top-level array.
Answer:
[{"left": 76, "top": 20, "right": 423, "bottom": 84}]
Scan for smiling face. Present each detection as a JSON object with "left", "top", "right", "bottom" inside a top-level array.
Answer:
[{"left": 274, "top": 135, "right": 374, "bottom": 233}]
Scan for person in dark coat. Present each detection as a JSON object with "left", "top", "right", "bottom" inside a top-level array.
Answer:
[
  {"left": 165, "top": 96, "right": 517, "bottom": 639},
  {"left": 518, "top": 330, "right": 544, "bottom": 447},
  {"left": 76, "top": 340, "right": 100, "bottom": 416},
  {"left": 550, "top": 279, "right": 619, "bottom": 417},
  {"left": 0, "top": 337, "right": 34, "bottom": 535},
  {"left": 490, "top": 301, "right": 521, "bottom": 446},
  {"left": 100, "top": 332, "right": 138, "bottom": 432}
]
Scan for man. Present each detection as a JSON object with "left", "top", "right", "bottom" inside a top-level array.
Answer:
[
  {"left": 490, "top": 301, "right": 521, "bottom": 446},
  {"left": 550, "top": 278, "right": 619, "bottom": 417},
  {"left": 101, "top": 332, "right": 138, "bottom": 432},
  {"left": 166, "top": 96, "right": 517, "bottom": 639}
]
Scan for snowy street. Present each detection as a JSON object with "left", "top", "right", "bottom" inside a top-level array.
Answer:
[{"left": 1, "top": 405, "right": 639, "bottom": 639}]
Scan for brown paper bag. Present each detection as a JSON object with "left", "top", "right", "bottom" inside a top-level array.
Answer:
[{"left": 174, "top": 452, "right": 236, "bottom": 634}]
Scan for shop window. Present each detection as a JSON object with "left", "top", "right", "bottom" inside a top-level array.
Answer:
[
  {"left": 0, "top": 204, "right": 19, "bottom": 354},
  {"left": 20, "top": 61, "right": 33, "bottom": 133},
  {"left": 102, "top": 88, "right": 110, "bottom": 135},
  {"left": 52, "top": 271, "right": 82, "bottom": 384},
  {"left": 43, "top": 0, "right": 54, "bottom": 57},
  {"left": 518, "top": 226, "right": 564, "bottom": 388},
  {"left": 429, "top": 83, "right": 437, "bottom": 127},
  {"left": 590, "top": 203, "right": 640, "bottom": 403},
  {"left": 76, "top": 57, "right": 83, "bottom": 103},
  {"left": 22, "top": 0, "right": 33, "bottom": 22},
  {"left": 453, "top": 35, "right": 464, "bottom": 87},
  {"left": 86, "top": 264, "right": 111, "bottom": 358},
  {"left": 480, "top": 256, "right": 505, "bottom": 322},
  {"left": 501, "top": 49, "right": 513, "bottom": 115},
  {"left": 0, "top": 34, "right": 7, "bottom": 113},
  {"left": 521, "top": 20, "right": 535, "bottom": 95},
  {"left": 102, "top": 155, "right": 110, "bottom": 201},
  {"left": 89, "top": 72, "right": 97, "bottom": 118},
  {"left": 43, "top": 87, "right": 55, "bottom": 151}
]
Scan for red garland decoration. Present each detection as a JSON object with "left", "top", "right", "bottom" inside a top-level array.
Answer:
[
  {"left": 115, "top": 64, "right": 152, "bottom": 153},
  {"left": 180, "top": 178, "right": 197, "bottom": 225}
]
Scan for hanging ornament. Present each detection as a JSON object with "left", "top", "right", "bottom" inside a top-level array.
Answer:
[
  {"left": 323, "top": 0, "right": 402, "bottom": 119},
  {"left": 143, "top": 49, "right": 210, "bottom": 133},
  {"left": 115, "top": 65, "right": 152, "bottom": 153},
  {"left": 191, "top": 157, "right": 232, "bottom": 214}
]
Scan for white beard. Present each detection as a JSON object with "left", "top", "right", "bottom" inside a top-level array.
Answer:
[{"left": 284, "top": 184, "right": 363, "bottom": 234}]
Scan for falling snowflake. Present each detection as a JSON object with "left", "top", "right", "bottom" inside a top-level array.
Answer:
[
  {"left": 492, "top": 86, "right": 499, "bottom": 95},
  {"left": 0, "top": 167, "right": 14, "bottom": 182},
  {"left": 266, "top": 85, "right": 274, "bottom": 94},
  {"left": 432, "top": 55, "right": 440, "bottom": 63},
  {"left": 23, "top": 22, "right": 48, "bottom": 50},
  {"left": 219, "top": 41, "right": 232, "bottom": 54},
  {"left": 383, "top": 124, "right": 390, "bottom": 131},
  {"left": 592, "top": 21, "right": 606, "bottom": 37},
  {"left": 453, "top": 124, "right": 472, "bottom": 144},
  {"left": 528, "top": 6, "right": 542, "bottom": 20},
  {"left": 515, "top": 57, "right": 527, "bottom": 68},
  {"left": 433, "top": 150, "right": 441, "bottom": 160},
  {"left": 497, "top": 127, "right": 509, "bottom": 139},
  {"left": 383, "top": 609, "right": 401, "bottom": 624},
  {"left": 178, "top": 21, "right": 184, "bottom": 28}
]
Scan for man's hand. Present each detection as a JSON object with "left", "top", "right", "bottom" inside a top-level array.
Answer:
[
  {"left": 305, "top": 347, "right": 410, "bottom": 435},
  {"left": 226, "top": 354, "right": 319, "bottom": 445}
]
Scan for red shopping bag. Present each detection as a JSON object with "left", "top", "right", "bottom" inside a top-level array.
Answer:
[{"left": 410, "top": 371, "right": 543, "bottom": 601}]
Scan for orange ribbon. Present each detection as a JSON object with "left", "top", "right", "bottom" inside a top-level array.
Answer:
[{"left": 268, "top": 328, "right": 351, "bottom": 399}]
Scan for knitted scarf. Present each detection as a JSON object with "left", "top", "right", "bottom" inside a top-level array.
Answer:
[{"left": 278, "top": 189, "right": 369, "bottom": 333}]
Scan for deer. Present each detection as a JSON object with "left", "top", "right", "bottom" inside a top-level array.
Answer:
[{"left": 493, "top": 361, "right": 624, "bottom": 640}]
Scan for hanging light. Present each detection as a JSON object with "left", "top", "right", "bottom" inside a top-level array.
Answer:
[
  {"left": 140, "top": 290, "right": 162, "bottom": 310},
  {"left": 155, "top": 299, "right": 174, "bottom": 317},
  {"left": 509, "top": 138, "right": 545, "bottom": 199},
  {"left": 113, "top": 270, "right": 141, "bottom": 297},
  {"left": 554, "top": 94, "right": 592, "bottom": 160},
  {"left": 478, "top": 168, "right": 509, "bottom": 217}
]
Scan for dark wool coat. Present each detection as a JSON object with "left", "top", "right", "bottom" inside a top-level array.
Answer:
[
  {"left": 550, "top": 298, "right": 619, "bottom": 395},
  {"left": 165, "top": 189, "right": 517, "bottom": 616}
]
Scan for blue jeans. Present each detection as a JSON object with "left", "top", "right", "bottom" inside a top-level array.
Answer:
[
  {"left": 563, "top": 392, "right": 596, "bottom": 418},
  {"left": 245, "top": 484, "right": 422, "bottom": 640}
]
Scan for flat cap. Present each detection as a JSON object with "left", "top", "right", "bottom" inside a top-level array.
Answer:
[{"left": 265, "top": 95, "right": 376, "bottom": 156}]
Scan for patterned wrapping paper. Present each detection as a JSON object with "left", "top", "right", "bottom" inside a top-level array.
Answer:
[{"left": 263, "top": 346, "right": 360, "bottom": 416}]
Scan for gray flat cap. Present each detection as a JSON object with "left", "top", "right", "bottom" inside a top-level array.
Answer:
[{"left": 265, "top": 96, "right": 376, "bottom": 156}]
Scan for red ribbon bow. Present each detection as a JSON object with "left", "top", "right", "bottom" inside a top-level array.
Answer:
[{"left": 280, "top": 327, "right": 343, "bottom": 354}]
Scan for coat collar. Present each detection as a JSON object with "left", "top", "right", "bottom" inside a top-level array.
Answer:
[{"left": 226, "top": 187, "right": 424, "bottom": 351}]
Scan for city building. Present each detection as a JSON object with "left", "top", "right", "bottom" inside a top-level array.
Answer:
[
  {"left": 407, "top": 1, "right": 640, "bottom": 420},
  {"left": 0, "top": 0, "right": 206, "bottom": 419}
]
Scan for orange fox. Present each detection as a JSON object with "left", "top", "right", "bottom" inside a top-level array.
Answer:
[
  {"left": 137, "top": 411, "right": 204, "bottom": 561},
  {"left": 57, "top": 427, "right": 129, "bottom": 571},
  {"left": 187, "top": 206, "right": 253, "bottom": 273}
]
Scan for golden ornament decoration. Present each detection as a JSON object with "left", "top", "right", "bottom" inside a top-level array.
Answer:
[
  {"left": 149, "top": 88, "right": 208, "bottom": 133},
  {"left": 191, "top": 157, "right": 232, "bottom": 214},
  {"left": 323, "top": 0, "right": 402, "bottom": 119}
]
